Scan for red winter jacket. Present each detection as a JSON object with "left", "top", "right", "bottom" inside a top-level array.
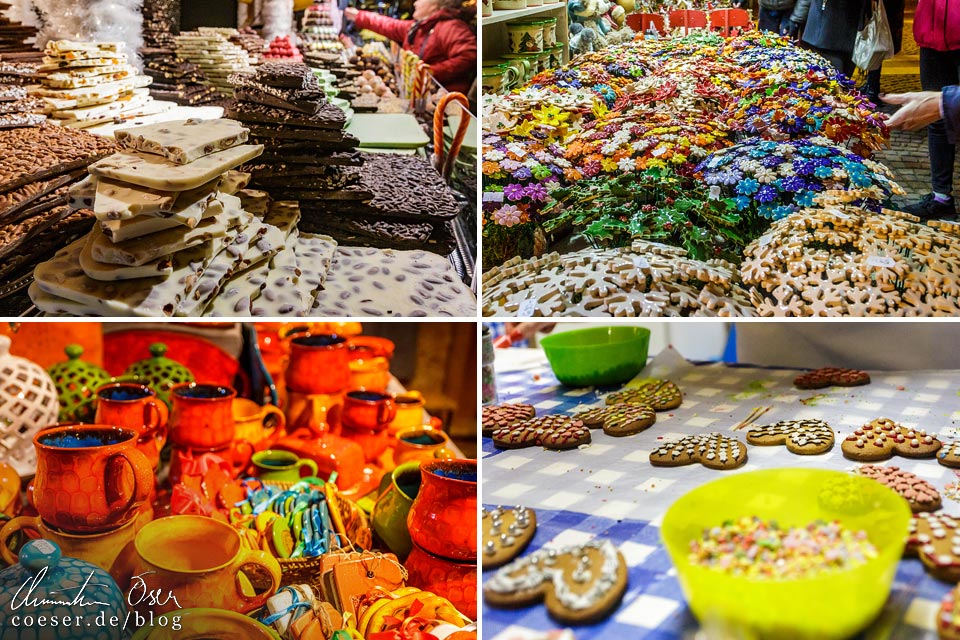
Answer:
[
  {"left": 914, "top": 0, "right": 960, "bottom": 51},
  {"left": 353, "top": 8, "right": 477, "bottom": 94}
]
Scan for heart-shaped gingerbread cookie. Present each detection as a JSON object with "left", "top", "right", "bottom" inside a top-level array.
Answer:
[
  {"left": 492, "top": 415, "right": 591, "bottom": 451},
  {"left": 484, "top": 539, "right": 628, "bottom": 625},
  {"left": 483, "top": 403, "right": 536, "bottom": 437},
  {"left": 906, "top": 513, "right": 960, "bottom": 581},
  {"left": 794, "top": 367, "right": 871, "bottom": 389},
  {"left": 575, "top": 402, "right": 656, "bottom": 437},
  {"left": 841, "top": 418, "right": 942, "bottom": 462},
  {"left": 650, "top": 433, "right": 747, "bottom": 470},
  {"left": 856, "top": 464, "right": 941, "bottom": 512},
  {"left": 746, "top": 419, "right": 834, "bottom": 455},
  {"left": 482, "top": 506, "right": 537, "bottom": 569},
  {"left": 605, "top": 379, "right": 682, "bottom": 411}
]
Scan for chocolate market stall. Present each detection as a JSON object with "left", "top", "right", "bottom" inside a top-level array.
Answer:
[
  {"left": 479, "top": 32, "right": 960, "bottom": 317},
  {"left": 481, "top": 323, "right": 960, "bottom": 639},
  {"left": 0, "top": 321, "right": 477, "bottom": 640}
]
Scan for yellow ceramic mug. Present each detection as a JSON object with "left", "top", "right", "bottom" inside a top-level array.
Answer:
[
  {"left": 394, "top": 428, "right": 455, "bottom": 466},
  {"left": 233, "top": 398, "right": 286, "bottom": 448},
  {"left": 388, "top": 391, "right": 427, "bottom": 436},
  {"left": 119, "top": 515, "right": 282, "bottom": 616}
]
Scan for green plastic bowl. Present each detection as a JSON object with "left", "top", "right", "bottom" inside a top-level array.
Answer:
[
  {"left": 539, "top": 326, "right": 650, "bottom": 386},
  {"left": 661, "top": 469, "right": 910, "bottom": 639}
]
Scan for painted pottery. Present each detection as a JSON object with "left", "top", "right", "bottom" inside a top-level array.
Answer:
[
  {"left": 169, "top": 382, "right": 237, "bottom": 449},
  {"left": 407, "top": 459, "right": 477, "bottom": 562},
  {"left": 95, "top": 383, "right": 168, "bottom": 470},
  {"left": 48, "top": 344, "right": 111, "bottom": 423},
  {"left": 286, "top": 334, "right": 350, "bottom": 395},
  {"left": 371, "top": 462, "right": 422, "bottom": 559}
]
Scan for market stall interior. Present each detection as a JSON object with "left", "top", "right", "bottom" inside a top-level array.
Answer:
[
  {"left": 481, "top": 321, "right": 960, "bottom": 639},
  {"left": 0, "top": 321, "right": 477, "bottom": 639},
  {"left": 481, "top": 2, "right": 960, "bottom": 317},
  {"left": 0, "top": 0, "right": 478, "bottom": 317}
]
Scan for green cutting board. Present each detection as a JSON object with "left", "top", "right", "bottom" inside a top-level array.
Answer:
[
  {"left": 444, "top": 111, "right": 477, "bottom": 153},
  {"left": 345, "top": 113, "right": 429, "bottom": 149}
]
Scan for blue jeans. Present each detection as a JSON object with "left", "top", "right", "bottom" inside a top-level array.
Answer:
[{"left": 758, "top": 8, "right": 792, "bottom": 35}]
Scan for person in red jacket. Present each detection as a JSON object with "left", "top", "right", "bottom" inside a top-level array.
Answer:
[
  {"left": 906, "top": 0, "right": 960, "bottom": 219},
  {"left": 343, "top": 0, "right": 477, "bottom": 94}
]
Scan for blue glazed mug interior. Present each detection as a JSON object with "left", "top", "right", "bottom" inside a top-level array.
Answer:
[
  {"left": 292, "top": 334, "right": 346, "bottom": 348},
  {"left": 347, "top": 390, "right": 391, "bottom": 403},
  {"left": 99, "top": 385, "right": 151, "bottom": 402},
  {"left": 39, "top": 429, "right": 128, "bottom": 448},
  {"left": 174, "top": 384, "right": 233, "bottom": 399}
]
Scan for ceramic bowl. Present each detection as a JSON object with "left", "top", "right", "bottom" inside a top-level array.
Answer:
[{"left": 539, "top": 326, "right": 650, "bottom": 386}]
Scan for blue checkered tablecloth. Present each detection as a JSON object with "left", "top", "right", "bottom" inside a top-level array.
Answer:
[{"left": 481, "top": 348, "right": 960, "bottom": 640}]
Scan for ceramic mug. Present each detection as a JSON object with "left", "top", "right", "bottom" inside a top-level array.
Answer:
[
  {"left": 33, "top": 424, "right": 154, "bottom": 534},
  {"left": 394, "top": 428, "right": 455, "bottom": 466},
  {"left": 407, "top": 459, "right": 477, "bottom": 562},
  {"left": 96, "top": 382, "right": 168, "bottom": 470},
  {"left": 233, "top": 398, "right": 285, "bottom": 449},
  {"left": 121, "top": 515, "right": 282, "bottom": 615},
  {"left": 342, "top": 391, "right": 396, "bottom": 431},
  {"left": 286, "top": 334, "right": 350, "bottom": 395},
  {"left": 371, "top": 462, "right": 422, "bottom": 560},
  {"left": 252, "top": 450, "right": 318, "bottom": 482},
  {"left": 388, "top": 391, "right": 427, "bottom": 435},
  {"left": 0, "top": 514, "right": 137, "bottom": 581},
  {"left": 170, "top": 382, "right": 237, "bottom": 449}
]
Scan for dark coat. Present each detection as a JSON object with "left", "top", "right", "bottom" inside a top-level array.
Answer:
[
  {"left": 946, "top": 85, "right": 960, "bottom": 144},
  {"left": 791, "top": 0, "right": 868, "bottom": 53}
]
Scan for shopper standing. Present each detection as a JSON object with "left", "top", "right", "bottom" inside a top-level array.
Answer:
[
  {"left": 863, "top": 0, "right": 904, "bottom": 105},
  {"left": 758, "top": 0, "right": 799, "bottom": 36},
  {"left": 789, "top": 0, "right": 869, "bottom": 77},
  {"left": 905, "top": 0, "right": 960, "bottom": 219}
]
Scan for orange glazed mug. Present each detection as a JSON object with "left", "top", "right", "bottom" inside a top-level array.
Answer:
[
  {"left": 285, "top": 334, "right": 350, "bottom": 395},
  {"left": 95, "top": 382, "right": 168, "bottom": 470},
  {"left": 407, "top": 459, "right": 477, "bottom": 563},
  {"left": 342, "top": 390, "right": 397, "bottom": 431},
  {"left": 169, "top": 382, "right": 237, "bottom": 449},
  {"left": 32, "top": 424, "right": 153, "bottom": 534}
]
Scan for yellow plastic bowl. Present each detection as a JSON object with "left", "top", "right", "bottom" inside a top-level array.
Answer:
[
  {"left": 661, "top": 468, "right": 910, "bottom": 639},
  {"left": 539, "top": 326, "right": 650, "bottom": 387}
]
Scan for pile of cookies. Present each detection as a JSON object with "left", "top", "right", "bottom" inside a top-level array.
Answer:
[
  {"left": 174, "top": 29, "right": 256, "bottom": 95},
  {"left": 0, "top": 124, "right": 116, "bottom": 289},
  {"left": 482, "top": 240, "right": 757, "bottom": 317},
  {"left": 31, "top": 40, "right": 168, "bottom": 129},
  {"left": 0, "top": 83, "right": 44, "bottom": 129},
  {"left": 26, "top": 118, "right": 288, "bottom": 316},
  {"left": 740, "top": 193, "right": 960, "bottom": 316}
]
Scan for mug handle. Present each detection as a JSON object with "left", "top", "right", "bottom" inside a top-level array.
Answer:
[
  {"left": 297, "top": 459, "right": 319, "bottom": 478},
  {"left": 105, "top": 449, "right": 154, "bottom": 516},
  {"left": 233, "top": 548, "right": 282, "bottom": 610},
  {"left": 142, "top": 400, "right": 168, "bottom": 449},
  {"left": 229, "top": 440, "right": 255, "bottom": 478},
  {"left": 260, "top": 405, "right": 286, "bottom": 440},
  {"left": 0, "top": 516, "right": 41, "bottom": 565},
  {"left": 377, "top": 398, "right": 397, "bottom": 425}
]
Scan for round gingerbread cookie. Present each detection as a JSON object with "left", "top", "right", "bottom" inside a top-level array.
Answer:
[
  {"left": 482, "top": 506, "right": 537, "bottom": 569},
  {"left": 841, "top": 418, "right": 941, "bottom": 462},
  {"left": 484, "top": 539, "right": 628, "bottom": 625},
  {"left": 856, "top": 464, "right": 941, "bottom": 512},
  {"left": 605, "top": 379, "right": 682, "bottom": 411},
  {"left": 746, "top": 419, "right": 834, "bottom": 455},
  {"left": 483, "top": 403, "right": 536, "bottom": 437},
  {"left": 492, "top": 415, "right": 590, "bottom": 451},
  {"left": 794, "top": 367, "right": 871, "bottom": 389},
  {"left": 906, "top": 513, "right": 960, "bottom": 582}
]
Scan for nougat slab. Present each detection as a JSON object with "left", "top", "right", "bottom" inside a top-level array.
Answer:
[
  {"left": 114, "top": 118, "right": 249, "bottom": 165},
  {"left": 87, "top": 144, "right": 262, "bottom": 191}
]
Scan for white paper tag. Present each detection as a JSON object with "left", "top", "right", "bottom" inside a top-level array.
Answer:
[
  {"left": 831, "top": 209, "right": 850, "bottom": 220},
  {"left": 482, "top": 191, "right": 505, "bottom": 203},
  {"left": 633, "top": 256, "right": 650, "bottom": 269},
  {"left": 866, "top": 255, "right": 896, "bottom": 267},
  {"left": 759, "top": 233, "right": 774, "bottom": 247},
  {"left": 708, "top": 185, "right": 722, "bottom": 201},
  {"left": 506, "top": 143, "right": 527, "bottom": 158},
  {"left": 518, "top": 298, "right": 537, "bottom": 317},
  {"left": 651, "top": 146, "right": 666, "bottom": 157}
]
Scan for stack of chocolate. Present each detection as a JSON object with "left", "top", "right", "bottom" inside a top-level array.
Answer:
[
  {"left": 225, "top": 61, "right": 364, "bottom": 211},
  {"left": 31, "top": 40, "right": 170, "bottom": 128},
  {"left": 0, "top": 83, "right": 44, "bottom": 128},
  {"left": 301, "top": 4, "right": 343, "bottom": 52},
  {"left": 0, "top": 124, "right": 116, "bottom": 291},
  {"left": 142, "top": 55, "right": 220, "bottom": 106},
  {"left": 141, "top": 0, "right": 180, "bottom": 49},
  {"left": 0, "top": 1, "right": 36, "bottom": 55},
  {"left": 232, "top": 28, "right": 265, "bottom": 66},
  {"left": 27, "top": 118, "right": 302, "bottom": 317},
  {"left": 0, "top": 59, "right": 36, "bottom": 86},
  {"left": 174, "top": 29, "right": 256, "bottom": 95}
]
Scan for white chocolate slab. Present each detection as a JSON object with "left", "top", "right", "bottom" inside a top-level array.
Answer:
[
  {"left": 94, "top": 178, "right": 178, "bottom": 220},
  {"left": 264, "top": 200, "right": 300, "bottom": 236},
  {"left": 206, "top": 263, "right": 268, "bottom": 316},
  {"left": 115, "top": 118, "right": 249, "bottom": 165},
  {"left": 220, "top": 171, "right": 250, "bottom": 195},
  {"left": 87, "top": 144, "right": 263, "bottom": 191},
  {"left": 68, "top": 176, "right": 97, "bottom": 210},
  {"left": 80, "top": 227, "right": 176, "bottom": 281},
  {"left": 252, "top": 245, "right": 305, "bottom": 316},
  {"left": 294, "top": 232, "right": 338, "bottom": 309},
  {"left": 44, "top": 67, "right": 135, "bottom": 89},
  {"left": 237, "top": 189, "right": 270, "bottom": 216},
  {"left": 46, "top": 40, "right": 124, "bottom": 54},
  {"left": 101, "top": 197, "right": 224, "bottom": 243}
]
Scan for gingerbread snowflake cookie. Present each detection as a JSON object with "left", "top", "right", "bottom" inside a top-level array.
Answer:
[
  {"left": 492, "top": 415, "right": 591, "bottom": 451},
  {"left": 650, "top": 433, "right": 747, "bottom": 470},
  {"left": 575, "top": 403, "right": 656, "bottom": 437},
  {"left": 841, "top": 418, "right": 942, "bottom": 462},
  {"left": 746, "top": 419, "right": 834, "bottom": 455},
  {"left": 855, "top": 464, "right": 941, "bottom": 512},
  {"left": 906, "top": 513, "right": 960, "bottom": 582},
  {"left": 794, "top": 367, "right": 871, "bottom": 389},
  {"left": 482, "top": 506, "right": 537, "bottom": 569},
  {"left": 605, "top": 379, "right": 682, "bottom": 411},
  {"left": 484, "top": 539, "right": 628, "bottom": 625},
  {"left": 482, "top": 403, "right": 536, "bottom": 437}
]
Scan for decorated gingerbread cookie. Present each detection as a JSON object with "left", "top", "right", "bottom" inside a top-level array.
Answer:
[
  {"left": 794, "top": 367, "right": 871, "bottom": 389},
  {"left": 938, "top": 584, "right": 960, "bottom": 640},
  {"left": 492, "top": 415, "right": 590, "bottom": 451},
  {"left": 649, "top": 433, "right": 747, "bottom": 470},
  {"left": 575, "top": 403, "right": 656, "bottom": 437},
  {"left": 841, "top": 418, "right": 942, "bottom": 462},
  {"left": 856, "top": 465, "right": 941, "bottom": 512},
  {"left": 482, "top": 506, "right": 537, "bottom": 569},
  {"left": 484, "top": 539, "right": 628, "bottom": 625},
  {"left": 906, "top": 513, "right": 960, "bottom": 582},
  {"left": 482, "top": 403, "right": 536, "bottom": 437},
  {"left": 746, "top": 419, "right": 834, "bottom": 455},
  {"left": 605, "top": 379, "right": 682, "bottom": 411},
  {"left": 938, "top": 442, "right": 960, "bottom": 469}
]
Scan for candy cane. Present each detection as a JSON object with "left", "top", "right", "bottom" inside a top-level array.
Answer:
[{"left": 433, "top": 91, "right": 471, "bottom": 181}]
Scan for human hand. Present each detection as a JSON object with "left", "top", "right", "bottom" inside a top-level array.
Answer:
[
  {"left": 787, "top": 20, "right": 801, "bottom": 38},
  {"left": 344, "top": 7, "right": 359, "bottom": 21},
  {"left": 883, "top": 92, "right": 943, "bottom": 130},
  {"left": 504, "top": 322, "right": 557, "bottom": 341}
]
